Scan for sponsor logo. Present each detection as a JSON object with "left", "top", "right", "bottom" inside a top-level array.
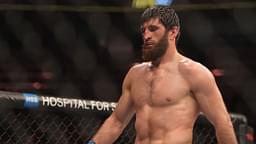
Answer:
[
  {"left": 41, "top": 96, "right": 116, "bottom": 111},
  {"left": 23, "top": 93, "right": 39, "bottom": 108}
]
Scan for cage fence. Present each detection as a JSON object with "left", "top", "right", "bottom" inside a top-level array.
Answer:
[{"left": 0, "top": 91, "right": 254, "bottom": 144}]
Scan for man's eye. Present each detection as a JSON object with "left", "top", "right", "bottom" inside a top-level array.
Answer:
[{"left": 148, "top": 26, "right": 158, "bottom": 32}]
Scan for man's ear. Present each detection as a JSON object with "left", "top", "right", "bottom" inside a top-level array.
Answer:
[{"left": 168, "top": 26, "right": 179, "bottom": 40}]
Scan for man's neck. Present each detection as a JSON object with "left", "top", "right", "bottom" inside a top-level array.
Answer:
[{"left": 151, "top": 44, "right": 178, "bottom": 68}]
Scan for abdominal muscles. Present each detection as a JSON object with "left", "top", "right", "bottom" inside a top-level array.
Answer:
[{"left": 134, "top": 103, "right": 198, "bottom": 144}]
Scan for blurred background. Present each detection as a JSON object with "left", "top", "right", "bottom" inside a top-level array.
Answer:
[{"left": 0, "top": 0, "right": 255, "bottom": 142}]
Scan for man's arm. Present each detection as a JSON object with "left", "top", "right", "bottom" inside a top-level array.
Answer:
[
  {"left": 90, "top": 67, "right": 136, "bottom": 144},
  {"left": 182, "top": 61, "right": 237, "bottom": 144}
]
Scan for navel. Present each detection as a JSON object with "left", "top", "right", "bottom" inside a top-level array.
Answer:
[{"left": 166, "top": 97, "right": 172, "bottom": 102}]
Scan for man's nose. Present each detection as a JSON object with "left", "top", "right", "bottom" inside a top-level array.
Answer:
[{"left": 143, "top": 30, "right": 152, "bottom": 42}]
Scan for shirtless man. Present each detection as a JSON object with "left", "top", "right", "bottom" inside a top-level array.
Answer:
[{"left": 88, "top": 6, "right": 238, "bottom": 144}]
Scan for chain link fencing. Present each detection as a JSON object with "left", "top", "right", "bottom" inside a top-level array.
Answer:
[
  {"left": 0, "top": 91, "right": 254, "bottom": 144},
  {"left": 0, "top": 108, "right": 136, "bottom": 144}
]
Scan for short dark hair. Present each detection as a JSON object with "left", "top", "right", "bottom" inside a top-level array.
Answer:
[{"left": 140, "top": 6, "right": 180, "bottom": 42}]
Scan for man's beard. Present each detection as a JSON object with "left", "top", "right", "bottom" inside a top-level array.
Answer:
[{"left": 142, "top": 33, "right": 168, "bottom": 62}]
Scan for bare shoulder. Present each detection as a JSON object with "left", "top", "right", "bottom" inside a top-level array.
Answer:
[
  {"left": 178, "top": 57, "right": 215, "bottom": 85},
  {"left": 127, "top": 62, "right": 149, "bottom": 75},
  {"left": 124, "top": 62, "right": 148, "bottom": 82},
  {"left": 178, "top": 58, "right": 210, "bottom": 75}
]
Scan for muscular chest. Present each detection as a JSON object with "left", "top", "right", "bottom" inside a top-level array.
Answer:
[{"left": 131, "top": 68, "right": 190, "bottom": 107}]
